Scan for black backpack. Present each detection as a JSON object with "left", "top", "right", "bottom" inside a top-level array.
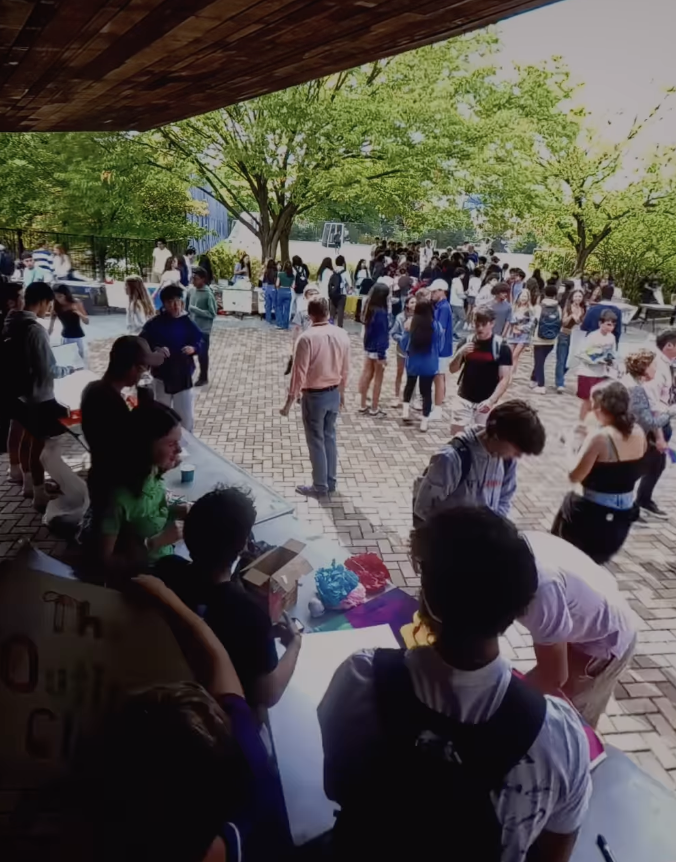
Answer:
[
  {"left": 0, "top": 315, "right": 40, "bottom": 401},
  {"left": 0, "top": 250, "right": 15, "bottom": 277},
  {"left": 332, "top": 649, "right": 547, "bottom": 862},
  {"left": 293, "top": 265, "right": 308, "bottom": 295},
  {"left": 537, "top": 303, "right": 562, "bottom": 340},
  {"left": 328, "top": 271, "right": 343, "bottom": 304}
]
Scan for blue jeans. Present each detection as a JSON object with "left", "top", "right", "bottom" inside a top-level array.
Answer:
[
  {"left": 276, "top": 287, "right": 292, "bottom": 329},
  {"left": 555, "top": 332, "right": 571, "bottom": 389},
  {"left": 263, "top": 284, "right": 277, "bottom": 323},
  {"left": 301, "top": 387, "right": 340, "bottom": 492}
]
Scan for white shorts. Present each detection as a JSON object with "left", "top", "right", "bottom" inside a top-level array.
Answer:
[
  {"left": 453, "top": 397, "right": 490, "bottom": 429},
  {"left": 366, "top": 352, "right": 387, "bottom": 362},
  {"left": 436, "top": 356, "right": 451, "bottom": 376}
]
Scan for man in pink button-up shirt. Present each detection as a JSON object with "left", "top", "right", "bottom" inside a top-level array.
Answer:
[{"left": 280, "top": 297, "right": 350, "bottom": 498}]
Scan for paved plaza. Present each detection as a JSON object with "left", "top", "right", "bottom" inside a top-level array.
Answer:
[{"left": 1, "top": 315, "right": 676, "bottom": 786}]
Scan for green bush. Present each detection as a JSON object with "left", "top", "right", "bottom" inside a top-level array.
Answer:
[{"left": 208, "top": 242, "right": 262, "bottom": 283}]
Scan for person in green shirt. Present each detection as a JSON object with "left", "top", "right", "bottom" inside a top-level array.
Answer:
[
  {"left": 276, "top": 261, "right": 295, "bottom": 330},
  {"left": 187, "top": 266, "right": 218, "bottom": 386},
  {"left": 100, "top": 402, "right": 187, "bottom": 574}
]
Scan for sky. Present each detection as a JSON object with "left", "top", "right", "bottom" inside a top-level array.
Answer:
[{"left": 497, "top": 0, "right": 676, "bottom": 149}]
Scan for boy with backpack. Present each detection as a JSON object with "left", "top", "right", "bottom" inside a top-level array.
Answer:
[
  {"left": 449, "top": 307, "right": 513, "bottom": 435},
  {"left": 1, "top": 282, "right": 75, "bottom": 508},
  {"left": 413, "top": 400, "right": 546, "bottom": 524},
  {"left": 319, "top": 506, "right": 591, "bottom": 862},
  {"left": 328, "top": 254, "right": 350, "bottom": 327},
  {"left": 530, "top": 283, "right": 563, "bottom": 394}
]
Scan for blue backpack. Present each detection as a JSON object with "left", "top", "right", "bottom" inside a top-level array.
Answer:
[{"left": 537, "top": 304, "right": 562, "bottom": 340}]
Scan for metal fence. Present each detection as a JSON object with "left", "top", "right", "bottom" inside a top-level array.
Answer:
[
  {"left": 289, "top": 221, "right": 473, "bottom": 249},
  {"left": 0, "top": 228, "right": 189, "bottom": 281}
]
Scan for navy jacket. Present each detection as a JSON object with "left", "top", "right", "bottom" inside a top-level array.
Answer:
[
  {"left": 140, "top": 312, "right": 203, "bottom": 394},
  {"left": 363, "top": 309, "right": 389, "bottom": 360}
]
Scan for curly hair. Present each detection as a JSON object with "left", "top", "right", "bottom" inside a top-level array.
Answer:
[
  {"left": 485, "top": 399, "right": 546, "bottom": 455},
  {"left": 625, "top": 348, "right": 656, "bottom": 381},
  {"left": 590, "top": 380, "right": 634, "bottom": 436}
]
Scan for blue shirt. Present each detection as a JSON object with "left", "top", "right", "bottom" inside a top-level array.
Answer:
[
  {"left": 140, "top": 311, "right": 203, "bottom": 393},
  {"left": 581, "top": 303, "right": 622, "bottom": 344},
  {"left": 363, "top": 309, "right": 389, "bottom": 360},
  {"left": 433, "top": 298, "right": 453, "bottom": 358},
  {"left": 400, "top": 321, "right": 443, "bottom": 377}
]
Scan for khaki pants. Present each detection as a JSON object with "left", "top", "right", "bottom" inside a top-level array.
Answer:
[{"left": 563, "top": 635, "right": 637, "bottom": 727}]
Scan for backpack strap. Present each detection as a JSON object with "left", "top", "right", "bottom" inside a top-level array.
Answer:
[
  {"left": 373, "top": 648, "right": 547, "bottom": 789},
  {"left": 448, "top": 436, "right": 472, "bottom": 486}
]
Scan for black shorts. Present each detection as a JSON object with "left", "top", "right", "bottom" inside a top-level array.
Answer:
[{"left": 13, "top": 399, "right": 67, "bottom": 440}]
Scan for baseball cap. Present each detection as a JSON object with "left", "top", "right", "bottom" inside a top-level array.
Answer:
[{"left": 430, "top": 279, "right": 448, "bottom": 293}]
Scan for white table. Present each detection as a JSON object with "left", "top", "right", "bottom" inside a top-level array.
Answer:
[
  {"left": 53, "top": 369, "right": 98, "bottom": 413},
  {"left": 164, "top": 430, "right": 293, "bottom": 524}
]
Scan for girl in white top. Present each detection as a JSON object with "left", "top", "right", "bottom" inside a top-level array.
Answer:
[
  {"left": 158, "top": 256, "right": 181, "bottom": 288},
  {"left": 53, "top": 243, "right": 73, "bottom": 280},
  {"left": 450, "top": 269, "right": 467, "bottom": 339},
  {"left": 125, "top": 275, "right": 155, "bottom": 334},
  {"left": 317, "top": 257, "right": 334, "bottom": 300}
]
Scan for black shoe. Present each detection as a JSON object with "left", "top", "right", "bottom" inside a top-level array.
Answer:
[
  {"left": 640, "top": 501, "right": 669, "bottom": 520},
  {"left": 195, "top": 378, "right": 208, "bottom": 387}
]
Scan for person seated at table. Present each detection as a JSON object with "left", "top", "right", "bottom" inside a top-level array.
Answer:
[
  {"left": 54, "top": 573, "right": 291, "bottom": 862},
  {"left": 140, "top": 283, "right": 203, "bottom": 433},
  {"left": 319, "top": 507, "right": 591, "bottom": 862},
  {"left": 519, "top": 530, "right": 637, "bottom": 729},
  {"left": 81, "top": 336, "right": 165, "bottom": 531},
  {"left": 100, "top": 403, "right": 186, "bottom": 574},
  {"left": 156, "top": 487, "right": 302, "bottom": 710}
]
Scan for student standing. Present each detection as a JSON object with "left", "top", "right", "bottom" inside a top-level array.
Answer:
[
  {"left": 281, "top": 297, "right": 350, "bottom": 498},
  {"left": 151, "top": 238, "right": 173, "bottom": 283},
  {"left": 623, "top": 348, "right": 676, "bottom": 520},
  {"left": 529, "top": 284, "right": 562, "bottom": 393},
  {"left": 290, "top": 254, "right": 309, "bottom": 318},
  {"left": 490, "top": 282, "right": 512, "bottom": 337},
  {"left": 555, "top": 288, "right": 586, "bottom": 393},
  {"left": 575, "top": 309, "right": 617, "bottom": 422},
  {"left": 414, "top": 400, "right": 545, "bottom": 523},
  {"left": 581, "top": 283, "right": 623, "bottom": 345},
  {"left": 187, "top": 266, "right": 217, "bottom": 386},
  {"left": 275, "top": 261, "right": 295, "bottom": 330},
  {"left": 466, "top": 265, "right": 482, "bottom": 322},
  {"left": 125, "top": 275, "right": 155, "bottom": 334},
  {"left": 49, "top": 284, "right": 89, "bottom": 365},
  {"left": 476, "top": 271, "right": 499, "bottom": 308},
  {"left": 449, "top": 267, "right": 467, "bottom": 339},
  {"left": 400, "top": 299, "right": 442, "bottom": 432},
  {"left": 140, "top": 284, "right": 203, "bottom": 432},
  {"left": 261, "top": 258, "right": 278, "bottom": 325},
  {"left": 430, "top": 279, "right": 453, "bottom": 420},
  {"left": 552, "top": 381, "right": 646, "bottom": 563},
  {"left": 449, "top": 308, "right": 513, "bottom": 435},
  {"left": 389, "top": 294, "right": 416, "bottom": 408},
  {"left": 32, "top": 240, "right": 54, "bottom": 278},
  {"left": 506, "top": 288, "right": 534, "bottom": 371},
  {"left": 328, "top": 255, "right": 350, "bottom": 327},
  {"left": 317, "top": 257, "right": 334, "bottom": 300},
  {"left": 520, "top": 529, "right": 638, "bottom": 728},
  {"left": 359, "top": 283, "right": 389, "bottom": 416},
  {"left": 319, "top": 506, "right": 591, "bottom": 862},
  {"left": 2, "top": 283, "right": 75, "bottom": 509}
]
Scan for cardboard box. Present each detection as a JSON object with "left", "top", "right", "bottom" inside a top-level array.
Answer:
[{"left": 242, "top": 539, "right": 313, "bottom": 621}]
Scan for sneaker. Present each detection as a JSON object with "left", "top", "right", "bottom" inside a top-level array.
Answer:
[
  {"left": 640, "top": 501, "right": 669, "bottom": 520},
  {"left": 556, "top": 386, "right": 565, "bottom": 394},
  {"left": 402, "top": 402, "right": 411, "bottom": 422},
  {"left": 429, "top": 406, "right": 443, "bottom": 421},
  {"left": 8, "top": 465, "right": 22, "bottom": 484},
  {"left": 369, "top": 408, "right": 387, "bottom": 417},
  {"left": 529, "top": 380, "right": 538, "bottom": 389},
  {"left": 195, "top": 378, "right": 208, "bottom": 387},
  {"left": 412, "top": 397, "right": 423, "bottom": 411},
  {"left": 295, "top": 485, "right": 328, "bottom": 499},
  {"left": 358, "top": 406, "right": 370, "bottom": 414},
  {"left": 420, "top": 417, "right": 429, "bottom": 433},
  {"left": 533, "top": 386, "right": 546, "bottom": 395},
  {"left": 390, "top": 399, "right": 401, "bottom": 408}
]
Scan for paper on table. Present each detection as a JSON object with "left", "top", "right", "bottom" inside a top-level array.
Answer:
[{"left": 269, "top": 625, "right": 399, "bottom": 845}]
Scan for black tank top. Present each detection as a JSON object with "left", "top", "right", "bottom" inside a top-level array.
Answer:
[
  {"left": 582, "top": 432, "right": 644, "bottom": 494},
  {"left": 57, "top": 307, "right": 84, "bottom": 339}
]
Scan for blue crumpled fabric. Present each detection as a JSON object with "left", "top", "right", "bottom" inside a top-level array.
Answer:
[{"left": 315, "top": 560, "right": 359, "bottom": 609}]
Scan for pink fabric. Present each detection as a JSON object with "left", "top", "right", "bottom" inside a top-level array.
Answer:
[{"left": 289, "top": 322, "right": 350, "bottom": 399}]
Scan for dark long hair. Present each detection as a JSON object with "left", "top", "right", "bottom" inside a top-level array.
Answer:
[
  {"left": 317, "top": 257, "right": 333, "bottom": 280},
  {"left": 531, "top": 268, "right": 544, "bottom": 290},
  {"left": 119, "top": 403, "right": 181, "bottom": 496},
  {"left": 364, "top": 283, "right": 389, "bottom": 325},
  {"left": 409, "top": 300, "right": 435, "bottom": 354},
  {"left": 54, "top": 284, "right": 75, "bottom": 305},
  {"left": 238, "top": 255, "right": 251, "bottom": 279},
  {"left": 591, "top": 381, "right": 634, "bottom": 438},
  {"left": 282, "top": 260, "right": 293, "bottom": 277},
  {"left": 263, "top": 258, "right": 277, "bottom": 284},
  {"left": 354, "top": 259, "right": 368, "bottom": 276}
]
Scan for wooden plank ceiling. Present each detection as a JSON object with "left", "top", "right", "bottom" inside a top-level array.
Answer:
[{"left": 0, "top": 0, "right": 559, "bottom": 132}]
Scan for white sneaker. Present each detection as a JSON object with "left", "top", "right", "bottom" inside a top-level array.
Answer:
[
  {"left": 529, "top": 380, "right": 538, "bottom": 389},
  {"left": 429, "top": 406, "right": 442, "bottom": 421},
  {"left": 556, "top": 386, "right": 565, "bottom": 394},
  {"left": 420, "top": 417, "right": 429, "bottom": 433},
  {"left": 402, "top": 402, "right": 411, "bottom": 422},
  {"left": 390, "top": 399, "right": 401, "bottom": 408},
  {"left": 533, "top": 386, "right": 546, "bottom": 395}
]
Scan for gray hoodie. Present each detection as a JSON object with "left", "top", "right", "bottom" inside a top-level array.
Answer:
[
  {"left": 3, "top": 310, "right": 73, "bottom": 403},
  {"left": 413, "top": 427, "right": 517, "bottom": 522}
]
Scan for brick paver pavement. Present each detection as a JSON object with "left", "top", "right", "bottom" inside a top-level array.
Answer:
[{"left": 2, "top": 317, "right": 676, "bottom": 786}]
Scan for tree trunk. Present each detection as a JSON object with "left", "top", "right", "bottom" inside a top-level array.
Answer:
[
  {"left": 279, "top": 230, "right": 291, "bottom": 264},
  {"left": 573, "top": 245, "right": 591, "bottom": 277},
  {"left": 259, "top": 230, "right": 278, "bottom": 263}
]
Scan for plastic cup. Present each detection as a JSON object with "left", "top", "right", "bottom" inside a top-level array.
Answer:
[{"left": 180, "top": 463, "right": 195, "bottom": 484}]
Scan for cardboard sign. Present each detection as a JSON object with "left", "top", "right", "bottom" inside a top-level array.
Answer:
[
  {"left": 242, "top": 539, "right": 313, "bottom": 621},
  {"left": 0, "top": 561, "right": 191, "bottom": 828}
]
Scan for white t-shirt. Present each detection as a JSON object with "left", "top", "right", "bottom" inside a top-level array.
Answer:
[
  {"left": 520, "top": 532, "right": 637, "bottom": 659},
  {"left": 450, "top": 277, "right": 466, "bottom": 307},
  {"left": 319, "top": 647, "right": 591, "bottom": 862},
  {"left": 468, "top": 275, "right": 482, "bottom": 298},
  {"left": 576, "top": 329, "right": 616, "bottom": 378},
  {"left": 127, "top": 302, "right": 151, "bottom": 335},
  {"left": 152, "top": 246, "right": 173, "bottom": 274}
]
